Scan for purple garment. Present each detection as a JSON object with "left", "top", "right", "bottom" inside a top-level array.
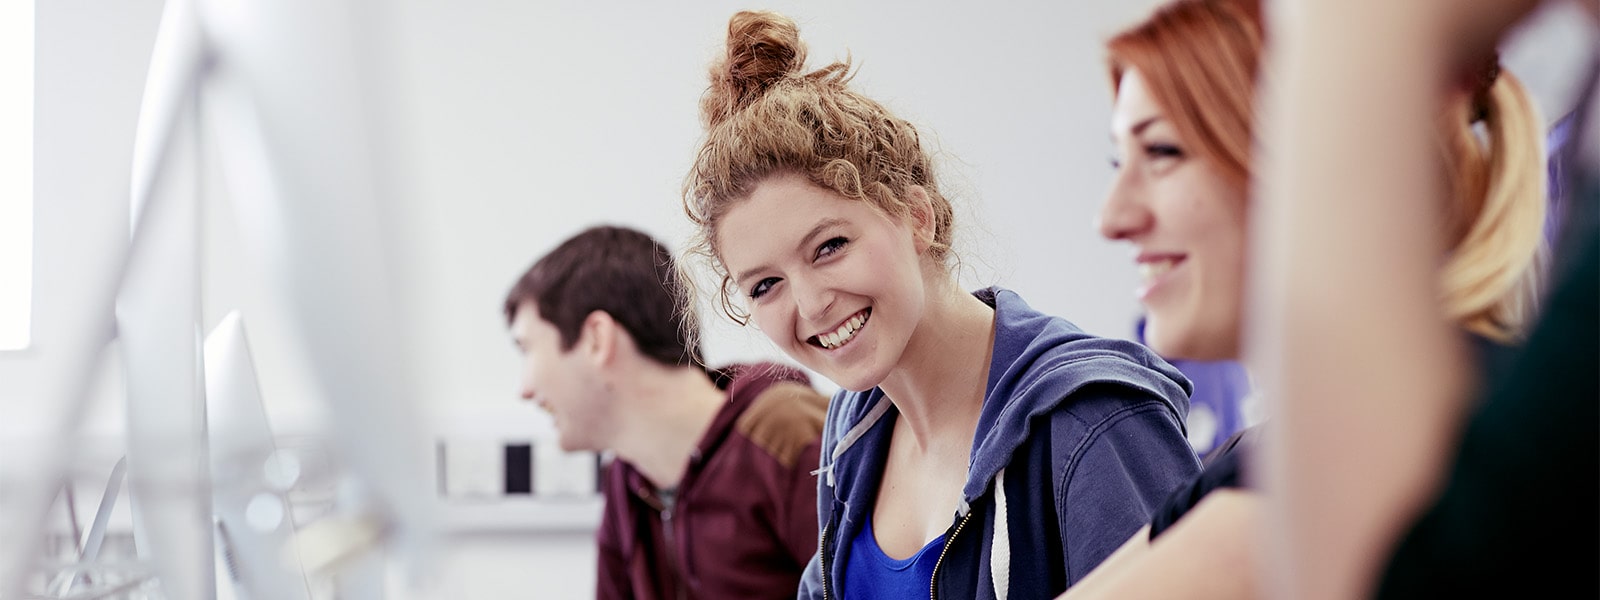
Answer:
[
  {"left": 1548, "top": 111, "right": 1577, "bottom": 241},
  {"left": 1136, "top": 317, "right": 1252, "bottom": 455}
]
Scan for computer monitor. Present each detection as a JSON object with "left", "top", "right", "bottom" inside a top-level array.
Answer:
[
  {"left": 0, "top": 0, "right": 210, "bottom": 588},
  {"left": 116, "top": 0, "right": 214, "bottom": 596},
  {"left": 204, "top": 312, "right": 312, "bottom": 600},
  {"left": 201, "top": 0, "right": 439, "bottom": 586},
  {"left": 2, "top": 1, "right": 437, "bottom": 596}
]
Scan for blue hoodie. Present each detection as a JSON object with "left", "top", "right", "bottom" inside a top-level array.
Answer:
[{"left": 797, "top": 288, "right": 1200, "bottom": 599}]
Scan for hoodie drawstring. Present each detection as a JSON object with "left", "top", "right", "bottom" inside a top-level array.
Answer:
[
  {"left": 813, "top": 396, "right": 893, "bottom": 487},
  {"left": 990, "top": 467, "right": 1010, "bottom": 600}
]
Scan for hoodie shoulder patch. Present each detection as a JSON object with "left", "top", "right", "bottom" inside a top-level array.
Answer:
[{"left": 735, "top": 382, "right": 828, "bottom": 469}]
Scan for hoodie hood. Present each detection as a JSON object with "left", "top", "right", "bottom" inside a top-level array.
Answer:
[
  {"left": 963, "top": 287, "right": 1190, "bottom": 507},
  {"left": 799, "top": 287, "right": 1202, "bottom": 599},
  {"left": 819, "top": 287, "right": 1191, "bottom": 513}
]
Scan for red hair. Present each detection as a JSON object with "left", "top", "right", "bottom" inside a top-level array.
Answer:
[
  {"left": 1106, "top": 0, "right": 1264, "bottom": 189},
  {"left": 1106, "top": 0, "right": 1546, "bottom": 341}
]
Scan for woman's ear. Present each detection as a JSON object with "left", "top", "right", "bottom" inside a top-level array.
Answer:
[{"left": 905, "top": 185, "right": 937, "bottom": 254}]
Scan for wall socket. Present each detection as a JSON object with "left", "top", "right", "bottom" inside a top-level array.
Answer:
[{"left": 436, "top": 438, "right": 600, "bottom": 499}]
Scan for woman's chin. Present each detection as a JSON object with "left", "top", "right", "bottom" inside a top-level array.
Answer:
[
  {"left": 1149, "top": 325, "right": 1238, "bottom": 362},
  {"left": 817, "top": 362, "right": 888, "bottom": 394}
]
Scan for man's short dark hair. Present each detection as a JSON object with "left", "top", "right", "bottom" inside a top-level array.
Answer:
[{"left": 503, "top": 225, "right": 702, "bottom": 368}]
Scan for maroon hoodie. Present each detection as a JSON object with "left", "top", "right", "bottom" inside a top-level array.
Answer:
[{"left": 596, "top": 363, "right": 827, "bottom": 600}]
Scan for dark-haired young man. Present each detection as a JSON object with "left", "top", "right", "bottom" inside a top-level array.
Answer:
[{"left": 504, "top": 225, "right": 827, "bottom": 599}]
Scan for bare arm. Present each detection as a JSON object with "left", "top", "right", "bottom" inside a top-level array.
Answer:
[
  {"left": 1058, "top": 490, "right": 1260, "bottom": 600},
  {"left": 1249, "top": 1, "right": 1545, "bottom": 598}
]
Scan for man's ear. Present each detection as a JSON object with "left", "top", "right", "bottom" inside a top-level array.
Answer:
[
  {"left": 579, "top": 310, "right": 619, "bottom": 367},
  {"left": 904, "top": 185, "right": 938, "bottom": 254}
]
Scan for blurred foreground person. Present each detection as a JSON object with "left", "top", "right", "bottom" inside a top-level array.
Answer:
[
  {"left": 1252, "top": 0, "right": 1598, "bottom": 598},
  {"left": 1063, "top": 0, "right": 1550, "bottom": 597}
]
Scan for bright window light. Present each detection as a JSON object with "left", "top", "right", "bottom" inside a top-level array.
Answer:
[{"left": 0, "top": 1, "right": 34, "bottom": 350}]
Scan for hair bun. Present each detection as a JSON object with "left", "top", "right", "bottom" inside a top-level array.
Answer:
[{"left": 702, "top": 11, "right": 807, "bottom": 128}]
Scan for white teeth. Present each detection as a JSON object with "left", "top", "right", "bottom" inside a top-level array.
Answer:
[
  {"left": 1139, "top": 259, "right": 1176, "bottom": 281},
  {"left": 818, "top": 310, "right": 870, "bottom": 349}
]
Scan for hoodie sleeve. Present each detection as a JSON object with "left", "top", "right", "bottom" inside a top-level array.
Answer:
[
  {"left": 1053, "top": 384, "right": 1201, "bottom": 584},
  {"left": 733, "top": 379, "right": 829, "bottom": 569}
]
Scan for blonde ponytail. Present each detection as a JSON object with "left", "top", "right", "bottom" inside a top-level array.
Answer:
[{"left": 1439, "top": 69, "right": 1547, "bottom": 342}]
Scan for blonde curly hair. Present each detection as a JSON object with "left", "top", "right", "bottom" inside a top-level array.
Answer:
[{"left": 682, "top": 10, "right": 955, "bottom": 326}]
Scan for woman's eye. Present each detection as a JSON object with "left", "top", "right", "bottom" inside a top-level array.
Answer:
[
  {"left": 749, "top": 277, "right": 780, "bottom": 299},
  {"left": 816, "top": 237, "right": 848, "bottom": 260},
  {"left": 1145, "top": 143, "right": 1184, "bottom": 160}
]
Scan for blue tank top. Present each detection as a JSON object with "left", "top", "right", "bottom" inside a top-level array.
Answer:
[{"left": 843, "top": 517, "right": 946, "bottom": 598}]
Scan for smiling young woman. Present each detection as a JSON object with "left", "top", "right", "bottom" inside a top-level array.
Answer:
[
  {"left": 1061, "top": 0, "right": 1551, "bottom": 597},
  {"left": 680, "top": 10, "right": 1203, "bottom": 598}
]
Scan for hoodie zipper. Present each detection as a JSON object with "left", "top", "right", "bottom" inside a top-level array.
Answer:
[
  {"left": 639, "top": 488, "right": 688, "bottom": 600},
  {"left": 662, "top": 505, "right": 688, "bottom": 598},
  {"left": 661, "top": 496, "right": 687, "bottom": 600},
  {"left": 819, "top": 522, "right": 833, "bottom": 600},
  {"left": 929, "top": 510, "right": 976, "bottom": 600}
]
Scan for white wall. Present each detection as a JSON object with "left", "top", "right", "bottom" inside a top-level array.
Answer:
[
  {"left": 0, "top": 0, "right": 158, "bottom": 589},
  {"left": 6, "top": 0, "right": 1593, "bottom": 598},
  {"left": 373, "top": 3, "right": 1173, "bottom": 596},
  {"left": 1503, "top": 1, "right": 1599, "bottom": 126},
  {"left": 378, "top": 0, "right": 1178, "bottom": 416},
  {"left": 0, "top": 0, "right": 161, "bottom": 436}
]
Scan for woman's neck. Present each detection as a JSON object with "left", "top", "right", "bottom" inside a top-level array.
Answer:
[{"left": 877, "top": 278, "right": 996, "bottom": 452}]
